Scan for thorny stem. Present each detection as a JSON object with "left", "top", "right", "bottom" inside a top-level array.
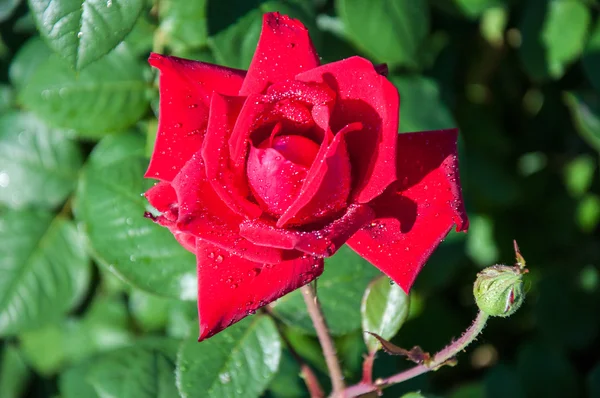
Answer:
[
  {"left": 301, "top": 283, "right": 346, "bottom": 396},
  {"left": 342, "top": 311, "right": 490, "bottom": 398}
]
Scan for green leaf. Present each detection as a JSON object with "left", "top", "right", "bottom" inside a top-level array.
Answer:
[
  {"left": 465, "top": 214, "right": 499, "bottom": 267},
  {"left": 166, "top": 301, "right": 197, "bottom": 339},
  {"left": 0, "top": 344, "right": 30, "bottom": 398},
  {"left": 542, "top": 0, "right": 591, "bottom": 78},
  {"left": 28, "top": 0, "right": 144, "bottom": 70},
  {"left": 564, "top": 91, "right": 600, "bottom": 153},
  {"left": 0, "top": 0, "right": 21, "bottom": 22},
  {"left": 0, "top": 85, "right": 13, "bottom": 114},
  {"left": 577, "top": 194, "right": 600, "bottom": 233},
  {"left": 271, "top": 245, "right": 380, "bottom": 335},
  {"left": 450, "top": 383, "right": 485, "bottom": 398},
  {"left": 432, "top": 0, "right": 506, "bottom": 20},
  {"left": 176, "top": 316, "right": 281, "bottom": 398},
  {"left": 0, "top": 209, "right": 90, "bottom": 336},
  {"left": 390, "top": 75, "right": 455, "bottom": 133},
  {"left": 87, "top": 339, "right": 179, "bottom": 398},
  {"left": 129, "top": 289, "right": 172, "bottom": 332},
  {"left": 0, "top": 112, "right": 83, "bottom": 209},
  {"left": 19, "top": 296, "right": 133, "bottom": 374},
  {"left": 60, "top": 361, "right": 100, "bottom": 398},
  {"left": 520, "top": 0, "right": 591, "bottom": 80},
  {"left": 583, "top": 19, "right": 600, "bottom": 92},
  {"left": 337, "top": 0, "right": 429, "bottom": 68},
  {"left": 19, "top": 44, "right": 150, "bottom": 138},
  {"left": 564, "top": 154, "right": 596, "bottom": 198},
  {"left": 265, "top": 349, "right": 307, "bottom": 398},
  {"left": 361, "top": 275, "right": 410, "bottom": 353},
  {"left": 160, "top": 0, "right": 208, "bottom": 53},
  {"left": 74, "top": 133, "right": 196, "bottom": 299},
  {"left": 9, "top": 37, "right": 53, "bottom": 90},
  {"left": 207, "top": 1, "right": 318, "bottom": 69},
  {"left": 208, "top": 9, "right": 263, "bottom": 69}
]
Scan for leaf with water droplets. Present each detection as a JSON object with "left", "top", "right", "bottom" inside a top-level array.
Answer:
[
  {"left": 0, "top": 112, "right": 83, "bottom": 209},
  {"left": 73, "top": 133, "right": 196, "bottom": 299},
  {"left": 19, "top": 43, "right": 150, "bottom": 138},
  {"left": 176, "top": 316, "right": 281, "bottom": 398},
  {"left": 0, "top": 209, "right": 91, "bottom": 336},
  {"left": 85, "top": 338, "right": 179, "bottom": 398},
  {"left": 29, "top": 0, "right": 144, "bottom": 70}
]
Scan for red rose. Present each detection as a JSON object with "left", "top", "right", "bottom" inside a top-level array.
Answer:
[{"left": 144, "top": 12, "right": 468, "bottom": 340}]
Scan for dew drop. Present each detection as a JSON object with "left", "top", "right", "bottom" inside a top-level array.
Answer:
[
  {"left": 215, "top": 255, "right": 224, "bottom": 263},
  {"left": 106, "top": 0, "right": 112, "bottom": 6},
  {"left": 77, "top": 32, "right": 83, "bottom": 38},
  {"left": 208, "top": 252, "right": 215, "bottom": 259},
  {"left": 0, "top": 172, "right": 10, "bottom": 188},
  {"left": 219, "top": 372, "right": 231, "bottom": 384}
]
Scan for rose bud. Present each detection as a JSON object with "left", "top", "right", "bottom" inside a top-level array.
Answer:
[
  {"left": 473, "top": 265, "right": 525, "bottom": 317},
  {"left": 143, "top": 12, "right": 469, "bottom": 340}
]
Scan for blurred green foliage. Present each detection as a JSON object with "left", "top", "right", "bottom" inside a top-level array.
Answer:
[{"left": 0, "top": 0, "right": 599, "bottom": 397}]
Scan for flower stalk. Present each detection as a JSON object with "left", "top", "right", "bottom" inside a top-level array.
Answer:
[{"left": 301, "top": 282, "right": 346, "bottom": 396}]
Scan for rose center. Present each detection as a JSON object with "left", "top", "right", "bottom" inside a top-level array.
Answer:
[
  {"left": 259, "top": 134, "right": 320, "bottom": 167},
  {"left": 247, "top": 134, "right": 321, "bottom": 216}
]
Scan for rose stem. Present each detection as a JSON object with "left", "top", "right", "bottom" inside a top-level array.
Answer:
[
  {"left": 262, "top": 307, "right": 325, "bottom": 397},
  {"left": 301, "top": 282, "right": 346, "bottom": 396},
  {"left": 342, "top": 310, "right": 490, "bottom": 398}
]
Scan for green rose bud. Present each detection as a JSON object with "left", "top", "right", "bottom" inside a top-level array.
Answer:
[{"left": 473, "top": 264, "right": 525, "bottom": 317}]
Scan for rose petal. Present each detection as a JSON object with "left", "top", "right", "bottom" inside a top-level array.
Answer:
[
  {"left": 240, "top": 204, "right": 375, "bottom": 258},
  {"left": 246, "top": 146, "right": 308, "bottom": 216},
  {"left": 240, "top": 12, "right": 320, "bottom": 96},
  {"left": 172, "top": 152, "right": 281, "bottom": 264},
  {"left": 145, "top": 181, "right": 178, "bottom": 221},
  {"left": 144, "top": 182, "right": 196, "bottom": 252},
  {"left": 296, "top": 56, "right": 399, "bottom": 203},
  {"left": 276, "top": 123, "right": 357, "bottom": 227},
  {"left": 196, "top": 240, "right": 324, "bottom": 340},
  {"left": 145, "top": 53, "right": 246, "bottom": 181},
  {"left": 202, "top": 94, "right": 263, "bottom": 218},
  {"left": 347, "top": 129, "right": 469, "bottom": 292},
  {"left": 151, "top": 215, "right": 197, "bottom": 253}
]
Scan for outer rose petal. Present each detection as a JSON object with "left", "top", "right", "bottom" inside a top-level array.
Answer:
[
  {"left": 202, "top": 94, "right": 262, "bottom": 218},
  {"left": 172, "top": 152, "right": 282, "bottom": 264},
  {"left": 240, "top": 204, "right": 375, "bottom": 258},
  {"left": 196, "top": 240, "right": 324, "bottom": 340},
  {"left": 296, "top": 56, "right": 399, "bottom": 204},
  {"left": 347, "top": 129, "right": 469, "bottom": 293},
  {"left": 145, "top": 54, "right": 246, "bottom": 181},
  {"left": 240, "top": 12, "right": 320, "bottom": 96},
  {"left": 144, "top": 182, "right": 196, "bottom": 251},
  {"left": 145, "top": 181, "right": 178, "bottom": 220}
]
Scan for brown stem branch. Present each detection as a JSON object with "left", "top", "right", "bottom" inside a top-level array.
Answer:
[
  {"left": 342, "top": 311, "right": 489, "bottom": 397},
  {"left": 301, "top": 283, "right": 346, "bottom": 396}
]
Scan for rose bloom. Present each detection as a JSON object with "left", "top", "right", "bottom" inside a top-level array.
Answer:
[{"left": 144, "top": 12, "right": 468, "bottom": 340}]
